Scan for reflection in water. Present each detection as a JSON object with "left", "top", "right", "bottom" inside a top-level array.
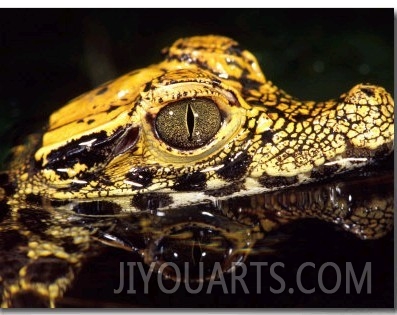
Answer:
[{"left": 77, "top": 161, "right": 393, "bottom": 283}]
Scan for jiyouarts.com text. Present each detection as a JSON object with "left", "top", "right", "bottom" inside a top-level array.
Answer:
[{"left": 114, "top": 261, "right": 372, "bottom": 295}]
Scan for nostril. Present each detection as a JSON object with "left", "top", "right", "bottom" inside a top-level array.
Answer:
[
  {"left": 342, "top": 84, "right": 385, "bottom": 106},
  {"left": 360, "top": 87, "right": 375, "bottom": 97}
]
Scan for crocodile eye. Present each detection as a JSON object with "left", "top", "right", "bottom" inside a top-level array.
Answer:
[{"left": 155, "top": 98, "right": 221, "bottom": 149}]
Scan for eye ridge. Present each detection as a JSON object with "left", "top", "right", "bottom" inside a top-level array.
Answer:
[{"left": 155, "top": 98, "right": 222, "bottom": 150}]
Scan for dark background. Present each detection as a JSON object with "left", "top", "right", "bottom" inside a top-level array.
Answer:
[{"left": 0, "top": 9, "right": 394, "bottom": 308}]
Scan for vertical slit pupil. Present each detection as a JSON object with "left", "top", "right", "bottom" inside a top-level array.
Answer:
[{"left": 186, "top": 104, "right": 195, "bottom": 140}]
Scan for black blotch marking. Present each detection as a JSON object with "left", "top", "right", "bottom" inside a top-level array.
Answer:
[
  {"left": 9, "top": 290, "right": 50, "bottom": 308},
  {"left": 205, "top": 182, "right": 242, "bottom": 197},
  {"left": 55, "top": 170, "right": 70, "bottom": 181},
  {"left": 99, "top": 174, "right": 114, "bottom": 186},
  {"left": 68, "top": 180, "right": 89, "bottom": 192},
  {"left": 18, "top": 208, "right": 51, "bottom": 236},
  {"left": 240, "top": 74, "right": 262, "bottom": 91},
  {"left": 311, "top": 164, "right": 340, "bottom": 179},
  {"left": 345, "top": 141, "right": 392, "bottom": 160},
  {"left": 77, "top": 119, "right": 84, "bottom": 123},
  {"left": 25, "top": 256, "right": 71, "bottom": 284},
  {"left": 131, "top": 193, "right": 173, "bottom": 211},
  {"left": 61, "top": 236, "right": 84, "bottom": 254},
  {"left": 87, "top": 119, "right": 95, "bottom": 125},
  {"left": 143, "top": 82, "right": 152, "bottom": 92},
  {"left": 312, "top": 142, "right": 392, "bottom": 180},
  {"left": 47, "top": 129, "right": 108, "bottom": 170},
  {"left": 216, "top": 151, "right": 252, "bottom": 181},
  {"left": 55, "top": 185, "right": 77, "bottom": 192},
  {"left": 293, "top": 113, "right": 310, "bottom": 122},
  {"left": 105, "top": 105, "right": 121, "bottom": 114},
  {"left": 25, "top": 194, "right": 43, "bottom": 206},
  {"left": 126, "top": 168, "right": 153, "bottom": 188},
  {"left": 371, "top": 143, "right": 393, "bottom": 159},
  {"left": 174, "top": 171, "right": 207, "bottom": 191},
  {"left": 73, "top": 201, "right": 122, "bottom": 215},
  {"left": 0, "top": 230, "right": 28, "bottom": 251},
  {"left": 212, "top": 78, "right": 221, "bottom": 87},
  {"left": 261, "top": 130, "right": 274, "bottom": 143},
  {"left": 229, "top": 76, "right": 262, "bottom": 98},
  {"left": 46, "top": 125, "right": 139, "bottom": 172},
  {"left": 175, "top": 42, "right": 183, "bottom": 49},
  {"left": 361, "top": 87, "right": 375, "bottom": 97},
  {"left": 258, "top": 175, "right": 298, "bottom": 189},
  {"left": 96, "top": 86, "right": 108, "bottom": 95}
]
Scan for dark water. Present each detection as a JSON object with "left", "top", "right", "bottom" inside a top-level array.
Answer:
[
  {"left": 53, "top": 155, "right": 393, "bottom": 308},
  {"left": 0, "top": 9, "right": 394, "bottom": 308}
]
